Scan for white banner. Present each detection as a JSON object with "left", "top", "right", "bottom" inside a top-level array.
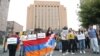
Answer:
[
  {"left": 77, "top": 34, "right": 85, "bottom": 40},
  {"left": 27, "top": 34, "right": 37, "bottom": 40},
  {"left": 7, "top": 37, "right": 17, "bottom": 44},
  {"left": 37, "top": 33, "right": 46, "bottom": 38},
  {"left": 20, "top": 35, "right": 27, "bottom": 41}
]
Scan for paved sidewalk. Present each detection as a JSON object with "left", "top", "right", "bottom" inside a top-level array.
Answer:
[
  {"left": 53, "top": 50, "right": 100, "bottom": 56},
  {"left": 0, "top": 44, "right": 100, "bottom": 56},
  {"left": 0, "top": 51, "right": 20, "bottom": 56},
  {"left": 0, "top": 50, "right": 100, "bottom": 56}
]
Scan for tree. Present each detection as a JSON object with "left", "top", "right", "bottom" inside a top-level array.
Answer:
[{"left": 79, "top": 0, "right": 100, "bottom": 28}]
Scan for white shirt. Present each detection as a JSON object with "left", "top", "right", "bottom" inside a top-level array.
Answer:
[
  {"left": 20, "top": 35, "right": 27, "bottom": 44},
  {"left": 61, "top": 30, "right": 68, "bottom": 40},
  {"left": 20, "top": 35, "right": 27, "bottom": 41},
  {"left": 84, "top": 31, "right": 89, "bottom": 37}
]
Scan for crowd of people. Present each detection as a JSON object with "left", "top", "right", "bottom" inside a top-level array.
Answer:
[
  {"left": 56, "top": 25, "right": 100, "bottom": 56},
  {"left": 6, "top": 27, "right": 55, "bottom": 56},
  {"left": 5, "top": 25, "right": 100, "bottom": 56}
]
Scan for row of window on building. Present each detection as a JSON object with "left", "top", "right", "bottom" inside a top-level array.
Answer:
[{"left": 35, "top": 5, "right": 59, "bottom": 7}]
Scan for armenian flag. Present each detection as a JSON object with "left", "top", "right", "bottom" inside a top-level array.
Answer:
[{"left": 23, "top": 34, "right": 56, "bottom": 56}]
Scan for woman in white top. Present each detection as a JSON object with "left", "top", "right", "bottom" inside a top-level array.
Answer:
[{"left": 77, "top": 29, "right": 86, "bottom": 54}]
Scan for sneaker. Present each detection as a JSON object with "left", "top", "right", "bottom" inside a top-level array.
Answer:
[
  {"left": 96, "top": 52, "right": 99, "bottom": 54},
  {"left": 80, "top": 51, "right": 82, "bottom": 54},
  {"left": 50, "top": 54, "right": 52, "bottom": 56},
  {"left": 83, "top": 51, "right": 86, "bottom": 54},
  {"left": 59, "top": 50, "right": 62, "bottom": 52},
  {"left": 45, "top": 54, "right": 48, "bottom": 56},
  {"left": 93, "top": 52, "right": 96, "bottom": 54},
  {"left": 71, "top": 53, "right": 75, "bottom": 54},
  {"left": 65, "top": 52, "right": 69, "bottom": 54},
  {"left": 62, "top": 53, "right": 66, "bottom": 56}
]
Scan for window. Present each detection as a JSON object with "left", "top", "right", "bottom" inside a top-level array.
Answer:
[
  {"left": 0, "top": 0, "right": 1, "bottom": 5},
  {"left": 35, "top": 5, "right": 37, "bottom": 7},
  {"left": 42, "top": 5, "right": 43, "bottom": 7},
  {"left": 51, "top": 6, "right": 53, "bottom": 7},
  {"left": 48, "top": 6, "right": 50, "bottom": 7},
  {"left": 8, "top": 0, "right": 10, "bottom": 2},
  {"left": 38, "top": 5, "right": 40, "bottom": 7},
  {"left": 54, "top": 6, "right": 56, "bottom": 7}
]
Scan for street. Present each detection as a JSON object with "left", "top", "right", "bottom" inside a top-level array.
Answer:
[
  {"left": 0, "top": 44, "right": 100, "bottom": 56},
  {"left": 0, "top": 49, "right": 100, "bottom": 56}
]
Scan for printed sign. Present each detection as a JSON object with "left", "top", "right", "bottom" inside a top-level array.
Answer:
[
  {"left": 7, "top": 37, "right": 17, "bottom": 44},
  {"left": 37, "top": 33, "right": 46, "bottom": 38},
  {"left": 77, "top": 34, "right": 85, "bottom": 40},
  {"left": 27, "top": 34, "right": 37, "bottom": 40},
  {"left": 20, "top": 35, "right": 27, "bottom": 41}
]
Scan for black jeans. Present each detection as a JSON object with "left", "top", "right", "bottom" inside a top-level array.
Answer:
[
  {"left": 8, "top": 44, "right": 17, "bottom": 56},
  {"left": 74, "top": 37, "right": 78, "bottom": 51},
  {"left": 68, "top": 39, "right": 75, "bottom": 53},
  {"left": 85, "top": 37, "right": 90, "bottom": 49},
  {"left": 97, "top": 38, "right": 100, "bottom": 45},
  {"left": 61, "top": 40, "right": 68, "bottom": 53}
]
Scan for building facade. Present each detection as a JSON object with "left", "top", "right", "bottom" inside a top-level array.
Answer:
[
  {"left": 26, "top": 1, "right": 67, "bottom": 30},
  {"left": 7, "top": 21, "right": 23, "bottom": 33},
  {"left": 0, "top": 0, "right": 10, "bottom": 34}
]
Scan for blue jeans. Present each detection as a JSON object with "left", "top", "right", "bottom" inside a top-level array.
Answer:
[
  {"left": 79, "top": 39, "right": 85, "bottom": 51},
  {"left": 19, "top": 45, "right": 25, "bottom": 56},
  {"left": 56, "top": 41, "right": 62, "bottom": 50},
  {"left": 90, "top": 38, "right": 99, "bottom": 52}
]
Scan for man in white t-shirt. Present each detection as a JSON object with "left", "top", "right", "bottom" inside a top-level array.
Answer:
[{"left": 61, "top": 27, "right": 68, "bottom": 55}]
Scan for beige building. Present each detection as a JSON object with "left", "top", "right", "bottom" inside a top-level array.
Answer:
[
  {"left": 7, "top": 21, "right": 23, "bottom": 33},
  {"left": 0, "top": 0, "right": 10, "bottom": 34},
  {"left": 26, "top": 1, "right": 67, "bottom": 30}
]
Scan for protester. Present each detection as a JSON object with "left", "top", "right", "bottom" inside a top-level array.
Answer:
[
  {"left": 77, "top": 29, "right": 86, "bottom": 54},
  {"left": 46, "top": 27, "right": 53, "bottom": 36},
  {"left": 46, "top": 27, "right": 56, "bottom": 56},
  {"left": 55, "top": 34, "right": 62, "bottom": 52},
  {"left": 98, "top": 30, "right": 100, "bottom": 45},
  {"left": 60, "top": 27, "right": 68, "bottom": 55},
  {"left": 7, "top": 32, "right": 20, "bottom": 56},
  {"left": 3, "top": 34, "right": 9, "bottom": 52},
  {"left": 67, "top": 28, "right": 76, "bottom": 54},
  {"left": 96, "top": 30, "right": 100, "bottom": 45},
  {"left": 74, "top": 31, "right": 78, "bottom": 52},
  {"left": 84, "top": 29, "right": 90, "bottom": 49},
  {"left": 19, "top": 32, "right": 27, "bottom": 56},
  {"left": 88, "top": 25, "right": 99, "bottom": 54},
  {"left": 53, "top": 30, "right": 62, "bottom": 52}
]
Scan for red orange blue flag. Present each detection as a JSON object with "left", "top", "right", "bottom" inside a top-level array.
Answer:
[{"left": 23, "top": 34, "right": 56, "bottom": 56}]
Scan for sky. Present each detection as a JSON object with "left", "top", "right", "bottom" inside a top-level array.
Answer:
[{"left": 8, "top": 0, "right": 80, "bottom": 31}]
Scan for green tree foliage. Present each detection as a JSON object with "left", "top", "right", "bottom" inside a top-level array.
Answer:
[{"left": 79, "top": 0, "right": 100, "bottom": 28}]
